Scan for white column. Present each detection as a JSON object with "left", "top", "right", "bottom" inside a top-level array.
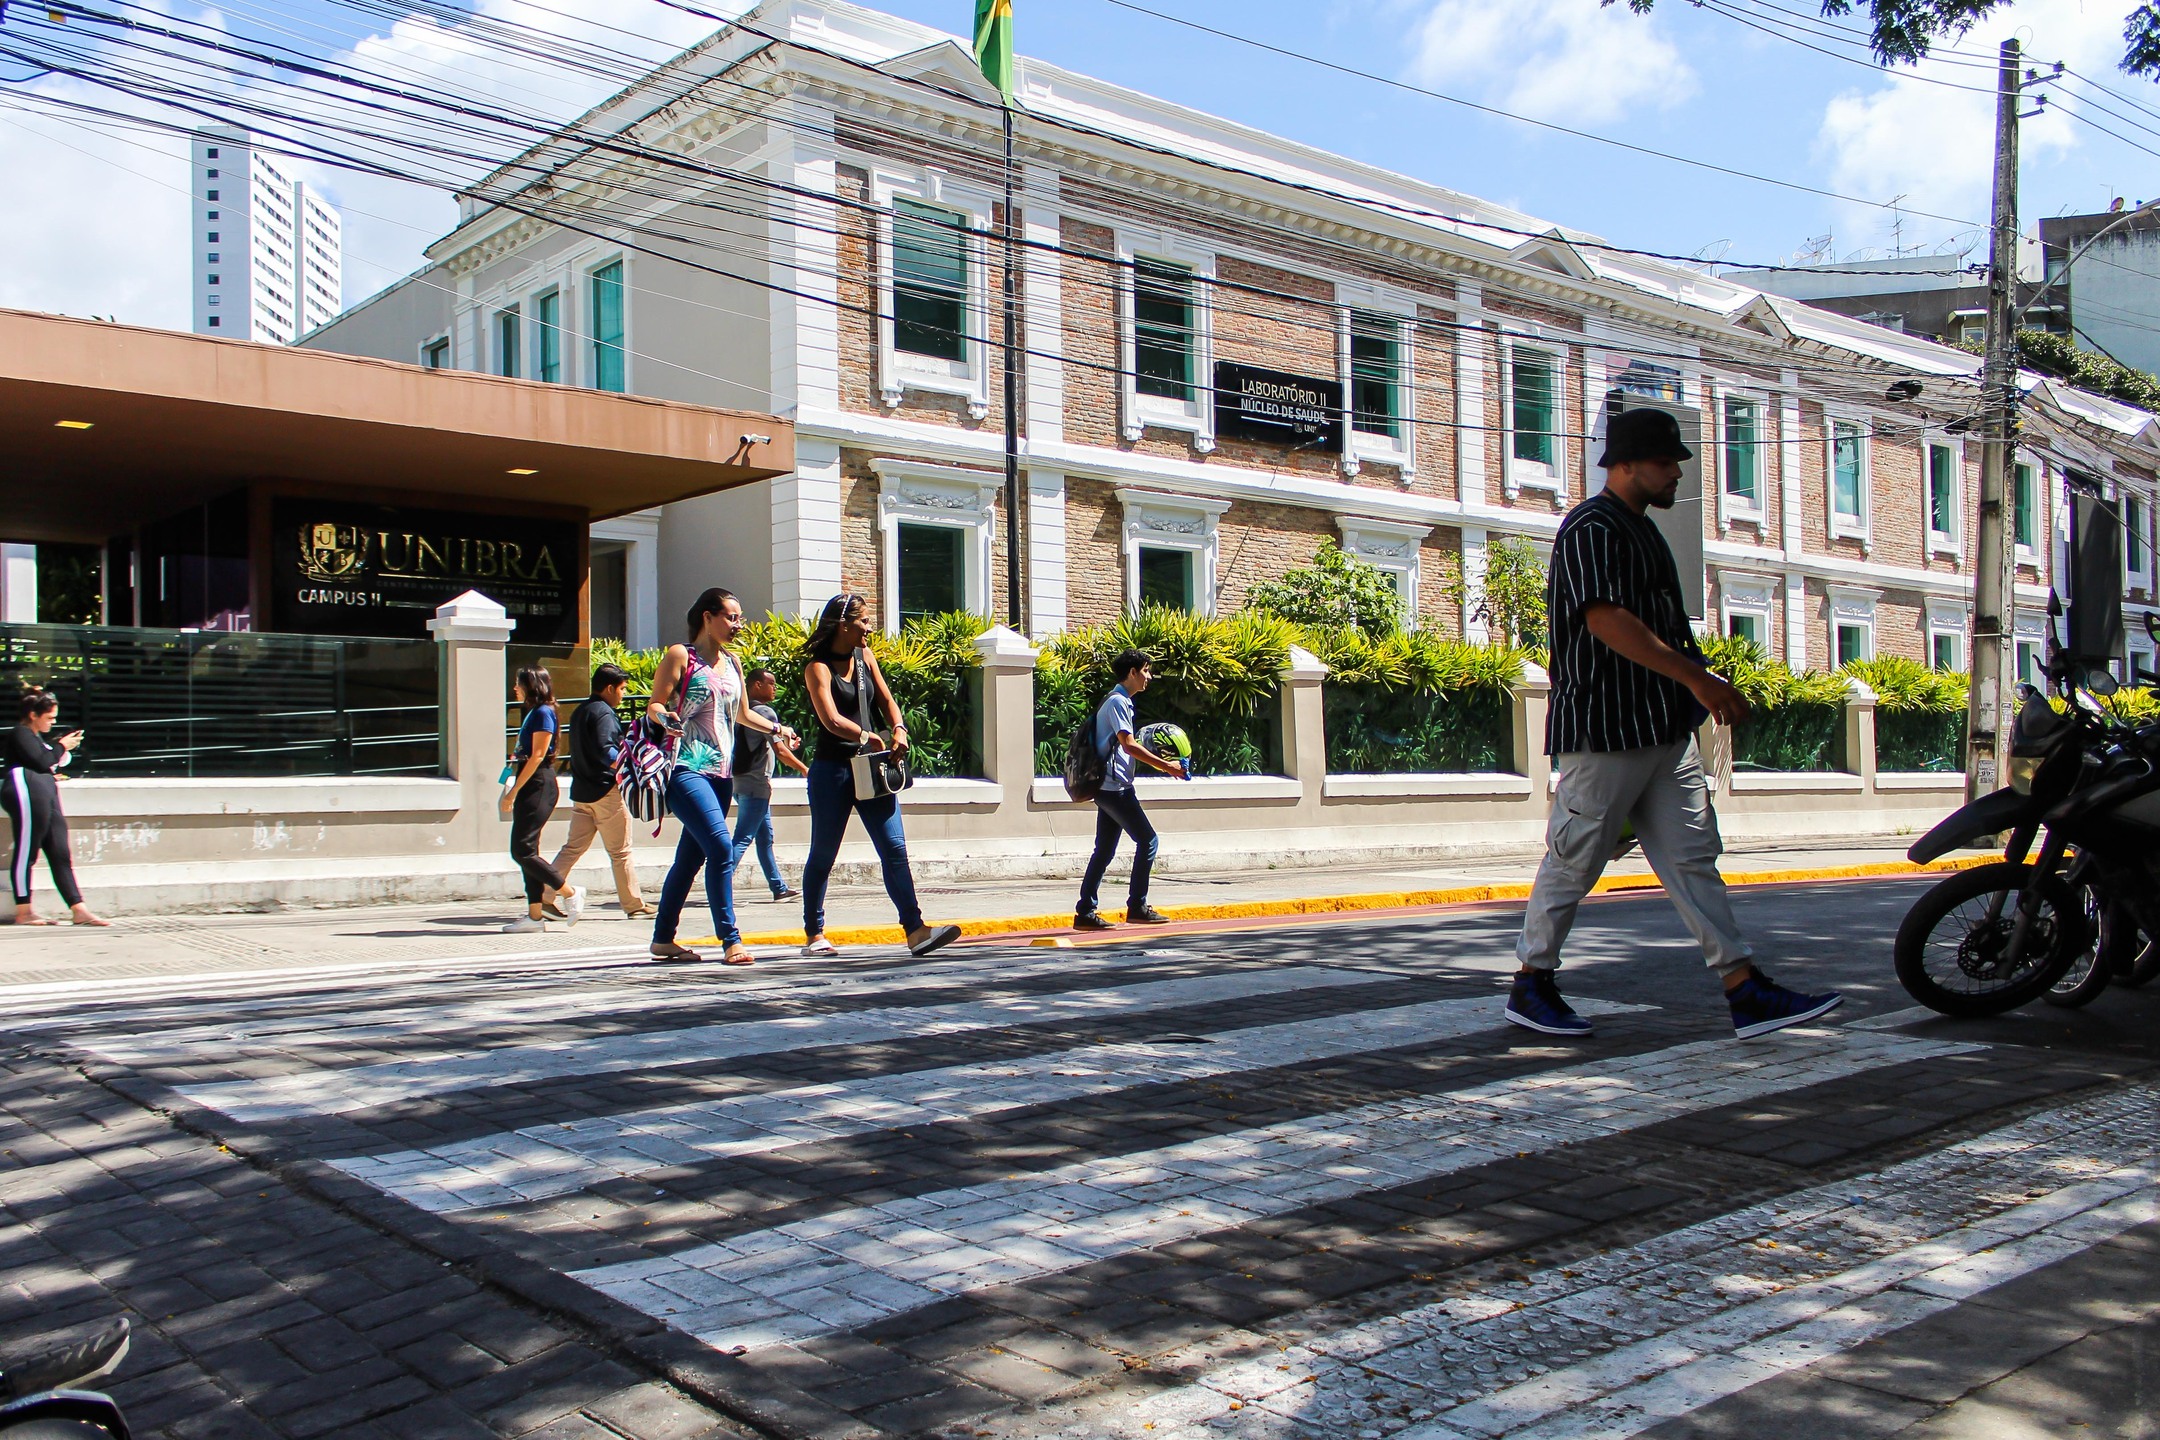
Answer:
[
  {"left": 427, "top": 589, "right": 516, "bottom": 853},
  {"left": 0, "top": 544, "right": 35, "bottom": 623},
  {"left": 1026, "top": 469, "right": 1067, "bottom": 638},
  {"left": 1784, "top": 570, "right": 1809, "bottom": 670},
  {"left": 1778, "top": 373, "right": 1807, "bottom": 669},
  {"left": 770, "top": 137, "right": 840, "bottom": 417},
  {"left": 1454, "top": 285, "right": 1487, "bottom": 504},
  {"left": 1022, "top": 177, "right": 1064, "bottom": 447},
  {"left": 1460, "top": 526, "right": 1489, "bottom": 642},
  {"left": 772, "top": 437, "right": 844, "bottom": 619}
]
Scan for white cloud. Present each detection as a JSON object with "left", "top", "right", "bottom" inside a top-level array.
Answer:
[
  {"left": 0, "top": 0, "right": 725, "bottom": 328},
  {"left": 1816, "top": 0, "right": 2128, "bottom": 249},
  {"left": 1406, "top": 0, "right": 1697, "bottom": 127}
]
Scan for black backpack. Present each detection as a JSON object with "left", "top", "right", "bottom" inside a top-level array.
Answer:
[{"left": 1062, "top": 709, "right": 1106, "bottom": 803}]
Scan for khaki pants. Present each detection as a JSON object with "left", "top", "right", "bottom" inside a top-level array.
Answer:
[
  {"left": 1516, "top": 737, "right": 1752, "bottom": 975},
  {"left": 546, "top": 789, "right": 646, "bottom": 913}
]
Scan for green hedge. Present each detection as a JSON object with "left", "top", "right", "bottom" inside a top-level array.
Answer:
[
  {"left": 1699, "top": 635, "right": 1850, "bottom": 773},
  {"left": 1303, "top": 627, "right": 1526, "bottom": 773},
  {"left": 1844, "top": 656, "right": 1968, "bottom": 773},
  {"left": 1034, "top": 608, "right": 1288, "bottom": 776}
]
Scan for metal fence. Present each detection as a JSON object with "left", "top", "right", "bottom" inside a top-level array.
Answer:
[{"left": 0, "top": 623, "right": 441, "bottom": 779}]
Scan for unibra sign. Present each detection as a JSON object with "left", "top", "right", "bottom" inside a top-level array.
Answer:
[
  {"left": 271, "top": 499, "right": 580, "bottom": 643},
  {"left": 1213, "top": 361, "right": 1343, "bottom": 452}
]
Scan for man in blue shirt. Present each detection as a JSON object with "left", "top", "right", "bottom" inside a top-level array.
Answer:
[{"left": 1076, "top": 650, "right": 1188, "bottom": 930}]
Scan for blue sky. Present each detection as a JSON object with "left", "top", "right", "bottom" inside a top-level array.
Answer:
[{"left": 3, "top": 0, "right": 2156, "bottom": 328}]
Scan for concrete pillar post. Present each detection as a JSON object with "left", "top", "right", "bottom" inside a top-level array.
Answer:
[
  {"left": 972, "top": 624, "right": 1040, "bottom": 810},
  {"left": 428, "top": 590, "right": 516, "bottom": 852},
  {"left": 1281, "top": 646, "right": 1329, "bottom": 805},
  {"left": 1514, "top": 661, "right": 1552, "bottom": 803},
  {"left": 1844, "top": 675, "right": 1879, "bottom": 790},
  {"left": 0, "top": 544, "right": 35, "bottom": 624}
]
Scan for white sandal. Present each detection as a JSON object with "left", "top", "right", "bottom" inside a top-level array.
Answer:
[{"left": 800, "top": 936, "right": 840, "bottom": 957}]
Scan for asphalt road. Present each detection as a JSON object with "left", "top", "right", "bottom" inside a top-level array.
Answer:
[{"left": 6, "top": 876, "right": 2160, "bottom": 1440}]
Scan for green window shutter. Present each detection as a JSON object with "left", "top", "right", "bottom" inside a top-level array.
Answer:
[
  {"left": 1350, "top": 313, "right": 1402, "bottom": 439},
  {"left": 2014, "top": 464, "right": 2036, "bottom": 548},
  {"left": 496, "top": 308, "right": 519, "bottom": 379},
  {"left": 1134, "top": 260, "right": 1195, "bottom": 401},
  {"left": 1511, "top": 351, "right": 1555, "bottom": 466},
  {"left": 1832, "top": 423, "right": 1864, "bottom": 521},
  {"left": 896, "top": 523, "right": 966, "bottom": 620},
  {"left": 1723, "top": 397, "right": 1759, "bottom": 504},
  {"left": 1928, "top": 445, "right": 1955, "bottom": 536},
  {"left": 591, "top": 262, "right": 625, "bottom": 393},
  {"left": 893, "top": 201, "right": 969, "bottom": 362},
  {"left": 535, "top": 291, "right": 560, "bottom": 383}
]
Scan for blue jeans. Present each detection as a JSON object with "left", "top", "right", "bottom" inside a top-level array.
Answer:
[
  {"left": 729, "top": 789, "right": 790, "bottom": 898},
  {"left": 1078, "top": 786, "right": 1157, "bottom": 915},
  {"left": 801, "top": 756, "right": 923, "bottom": 938},
  {"left": 654, "top": 769, "right": 737, "bottom": 946}
]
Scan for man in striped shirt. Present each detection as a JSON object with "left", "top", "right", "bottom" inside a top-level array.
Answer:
[{"left": 1507, "top": 408, "right": 1842, "bottom": 1041}]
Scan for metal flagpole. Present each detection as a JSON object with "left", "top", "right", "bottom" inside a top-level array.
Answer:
[{"left": 1000, "top": 102, "right": 1023, "bottom": 630}]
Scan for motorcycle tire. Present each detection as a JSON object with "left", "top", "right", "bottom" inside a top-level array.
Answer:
[
  {"left": 2116, "top": 928, "right": 2160, "bottom": 988},
  {"left": 1895, "top": 861, "right": 2083, "bottom": 1017},
  {"left": 2046, "top": 889, "right": 2120, "bottom": 1009}
]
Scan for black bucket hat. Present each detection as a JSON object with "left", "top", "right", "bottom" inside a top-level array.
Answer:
[{"left": 1599, "top": 407, "right": 1694, "bottom": 468}]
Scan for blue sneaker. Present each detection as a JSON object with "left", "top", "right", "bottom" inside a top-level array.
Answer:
[
  {"left": 1727, "top": 969, "right": 1843, "bottom": 1039},
  {"left": 1505, "top": 970, "right": 1593, "bottom": 1037}
]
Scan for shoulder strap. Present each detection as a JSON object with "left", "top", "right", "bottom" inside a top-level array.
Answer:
[{"left": 853, "top": 647, "right": 876, "bottom": 739}]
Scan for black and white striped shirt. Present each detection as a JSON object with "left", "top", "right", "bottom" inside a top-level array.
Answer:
[{"left": 1545, "top": 491, "right": 1704, "bottom": 755}]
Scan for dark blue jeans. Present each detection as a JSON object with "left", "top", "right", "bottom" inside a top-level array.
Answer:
[
  {"left": 801, "top": 756, "right": 922, "bottom": 938},
  {"left": 729, "top": 789, "right": 789, "bottom": 898},
  {"left": 655, "top": 769, "right": 737, "bottom": 946},
  {"left": 1078, "top": 786, "right": 1157, "bottom": 916}
]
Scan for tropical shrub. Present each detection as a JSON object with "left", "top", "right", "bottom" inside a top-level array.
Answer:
[
  {"left": 594, "top": 612, "right": 988, "bottom": 779},
  {"left": 1843, "top": 656, "right": 1968, "bottom": 772},
  {"left": 1304, "top": 626, "right": 1527, "bottom": 773},
  {"left": 1244, "top": 539, "right": 1406, "bottom": 635},
  {"left": 1699, "top": 635, "right": 1850, "bottom": 772},
  {"left": 1035, "top": 607, "right": 1293, "bottom": 776},
  {"left": 1437, "top": 535, "right": 1549, "bottom": 650}
]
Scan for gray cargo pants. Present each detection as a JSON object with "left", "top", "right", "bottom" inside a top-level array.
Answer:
[{"left": 1516, "top": 736, "right": 1753, "bottom": 975}]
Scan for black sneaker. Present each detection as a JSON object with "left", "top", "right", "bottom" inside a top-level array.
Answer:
[
  {"left": 1728, "top": 970, "right": 1844, "bottom": 1039},
  {"left": 1128, "top": 905, "right": 1171, "bottom": 924},
  {"left": 1073, "top": 911, "right": 1116, "bottom": 931},
  {"left": 0, "top": 1317, "right": 129, "bottom": 1400},
  {"left": 1504, "top": 970, "right": 1593, "bottom": 1037}
]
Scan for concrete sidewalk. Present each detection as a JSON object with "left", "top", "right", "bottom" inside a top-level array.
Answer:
[{"left": 0, "top": 834, "right": 1957, "bottom": 989}]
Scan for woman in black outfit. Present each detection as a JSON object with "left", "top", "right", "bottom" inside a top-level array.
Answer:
[
  {"left": 797, "top": 594, "right": 959, "bottom": 960},
  {"left": 6, "top": 688, "right": 105, "bottom": 926},
  {"left": 499, "top": 665, "right": 582, "bottom": 933}
]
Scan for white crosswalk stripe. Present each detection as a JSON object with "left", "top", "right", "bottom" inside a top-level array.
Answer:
[
  {"left": 571, "top": 1028, "right": 1978, "bottom": 1353},
  {"left": 1058, "top": 1081, "right": 2160, "bottom": 1440},
  {"left": 328, "top": 996, "right": 1657, "bottom": 1213},
  {"left": 172, "top": 964, "right": 1396, "bottom": 1121}
]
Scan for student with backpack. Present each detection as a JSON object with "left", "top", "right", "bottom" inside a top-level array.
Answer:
[
  {"left": 542, "top": 662, "right": 647, "bottom": 919},
  {"left": 1073, "top": 650, "right": 1187, "bottom": 931}
]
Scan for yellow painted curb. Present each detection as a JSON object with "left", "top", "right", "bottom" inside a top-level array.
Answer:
[{"left": 697, "top": 854, "right": 1990, "bottom": 951}]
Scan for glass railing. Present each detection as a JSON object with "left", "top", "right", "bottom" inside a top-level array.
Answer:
[{"left": 0, "top": 624, "right": 441, "bottom": 779}]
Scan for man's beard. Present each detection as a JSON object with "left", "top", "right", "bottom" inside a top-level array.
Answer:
[{"left": 1648, "top": 486, "right": 1680, "bottom": 509}]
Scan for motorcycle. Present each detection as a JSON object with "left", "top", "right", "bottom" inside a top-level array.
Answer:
[
  {"left": 0, "top": 1318, "right": 131, "bottom": 1439},
  {"left": 1896, "top": 607, "right": 2160, "bottom": 1017}
]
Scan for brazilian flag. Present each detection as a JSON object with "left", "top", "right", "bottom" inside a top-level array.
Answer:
[{"left": 973, "top": 0, "right": 1013, "bottom": 104}]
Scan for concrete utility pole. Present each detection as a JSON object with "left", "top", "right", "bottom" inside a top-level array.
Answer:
[{"left": 1967, "top": 38, "right": 2022, "bottom": 800}]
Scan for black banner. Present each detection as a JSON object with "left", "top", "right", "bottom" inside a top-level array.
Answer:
[
  {"left": 269, "top": 498, "right": 581, "bottom": 643},
  {"left": 1213, "top": 361, "right": 1343, "bottom": 452}
]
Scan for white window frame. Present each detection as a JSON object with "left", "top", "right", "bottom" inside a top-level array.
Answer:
[
  {"left": 2012, "top": 459, "right": 2043, "bottom": 564},
  {"left": 584, "top": 253, "right": 631, "bottom": 394},
  {"left": 420, "top": 333, "right": 450, "bottom": 369},
  {"left": 1115, "top": 488, "right": 1230, "bottom": 616},
  {"left": 871, "top": 460, "right": 1000, "bottom": 633},
  {"left": 1925, "top": 440, "right": 1963, "bottom": 557},
  {"left": 1926, "top": 598, "right": 1968, "bottom": 672},
  {"left": 2014, "top": 608, "right": 2048, "bottom": 687},
  {"left": 1712, "top": 383, "right": 1769, "bottom": 529},
  {"left": 1335, "top": 516, "right": 1432, "bottom": 629},
  {"left": 2125, "top": 488, "right": 2153, "bottom": 592},
  {"left": 1825, "top": 413, "right": 1872, "bottom": 547},
  {"left": 1718, "top": 571, "right": 1777, "bottom": 649},
  {"left": 1501, "top": 334, "right": 1566, "bottom": 498},
  {"left": 872, "top": 169, "right": 993, "bottom": 418},
  {"left": 1337, "top": 288, "right": 1417, "bottom": 477},
  {"left": 1828, "top": 584, "right": 1880, "bottom": 666},
  {"left": 1117, "top": 233, "right": 1215, "bottom": 449}
]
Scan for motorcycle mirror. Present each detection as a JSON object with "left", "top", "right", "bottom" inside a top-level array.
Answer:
[
  {"left": 2049, "top": 589, "right": 2064, "bottom": 617},
  {"left": 2087, "top": 667, "right": 2122, "bottom": 697},
  {"left": 2146, "top": 611, "right": 2160, "bottom": 645}
]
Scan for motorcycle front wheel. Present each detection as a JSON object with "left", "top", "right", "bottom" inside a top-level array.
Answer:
[
  {"left": 2045, "top": 888, "right": 2117, "bottom": 1008},
  {"left": 1895, "top": 861, "right": 2083, "bottom": 1017}
]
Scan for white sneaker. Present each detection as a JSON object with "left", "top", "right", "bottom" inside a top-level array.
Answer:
[
  {"left": 801, "top": 936, "right": 840, "bottom": 957},
  {"left": 558, "top": 885, "right": 586, "bottom": 925},
  {"left": 502, "top": 915, "right": 547, "bottom": 934}
]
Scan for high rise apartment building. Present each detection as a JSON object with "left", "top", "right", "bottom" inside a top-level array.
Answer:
[{"left": 190, "top": 125, "right": 342, "bottom": 343}]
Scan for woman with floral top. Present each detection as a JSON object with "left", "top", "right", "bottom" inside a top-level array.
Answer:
[{"left": 645, "top": 588, "right": 796, "bottom": 967}]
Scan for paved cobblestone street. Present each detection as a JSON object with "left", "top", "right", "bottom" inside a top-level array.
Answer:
[{"left": 7, "top": 876, "right": 2160, "bottom": 1438}]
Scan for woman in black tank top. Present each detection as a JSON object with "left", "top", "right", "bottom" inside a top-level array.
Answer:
[{"left": 798, "top": 594, "right": 959, "bottom": 961}]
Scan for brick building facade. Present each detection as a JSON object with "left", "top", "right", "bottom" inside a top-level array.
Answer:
[{"left": 301, "top": 0, "right": 2160, "bottom": 684}]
